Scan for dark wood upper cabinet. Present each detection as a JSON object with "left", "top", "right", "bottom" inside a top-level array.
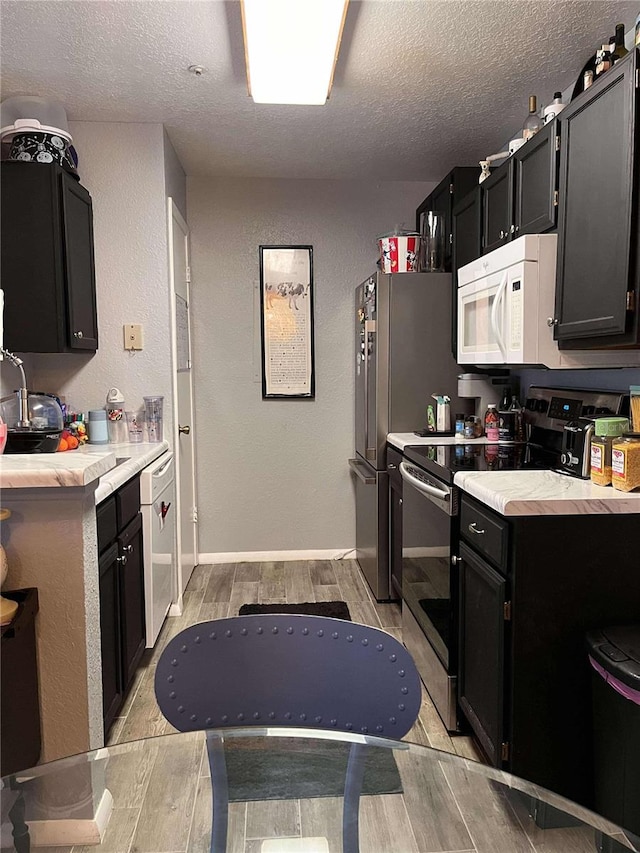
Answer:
[
  {"left": 554, "top": 48, "right": 640, "bottom": 348},
  {"left": 482, "top": 161, "right": 514, "bottom": 254},
  {"left": 452, "top": 188, "right": 483, "bottom": 357},
  {"left": 513, "top": 119, "right": 559, "bottom": 236},
  {"left": 416, "top": 167, "right": 478, "bottom": 271},
  {"left": 1, "top": 162, "right": 98, "bottom": 353},
  {"left": 481, "top": 122, "right": 559, "bottom": 255}
]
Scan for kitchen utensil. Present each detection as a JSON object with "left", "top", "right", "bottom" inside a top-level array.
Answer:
[
  {"left": 144, "top": 396, "right": 164, "bottom": 442},
  {"left": 125, "top": 410, "right": 143, "bottom": 443},
  {"left": 106, "top": 388, "right": 127, "bottom": 444},
  {"left": 0, "top": 391, "right": 63, "bottom": 453},
  {"left": 420, "top": 212, "right": 446, "bottom": 272},
  {"left": 88, "top": 409, "right": 109, "bottom": 444},
  {"left": 559, "top": 417, "right": 595, "bottom": 478},
  {"left": 377, "top": 231, "right": 421, "bottom": 273}
]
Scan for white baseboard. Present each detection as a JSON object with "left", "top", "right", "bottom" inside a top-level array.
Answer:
[
  {"left": 0, "top": 788, "right": 113, "bottom": 848},
  {"left": 198, "top": 549, "right": 357, "bottom": 564}
]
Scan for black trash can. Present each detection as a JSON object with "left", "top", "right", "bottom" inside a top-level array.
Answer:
[
  {"left": 1, "top": 588, "right": 41, "bottom": 776},
  {"left": 587, "top": 625, "right": 640, "bottom": 853}
]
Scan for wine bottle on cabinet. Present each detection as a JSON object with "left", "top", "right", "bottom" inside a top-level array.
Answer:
[
  {"left": 595, "top": 42, "right": 613, "bottom": 76},
  {"left": 522, "top": 96, "right": 542, "bottom": 140},
  {"left": 611, "top": 23, "right": 629, "bottom": 63}
]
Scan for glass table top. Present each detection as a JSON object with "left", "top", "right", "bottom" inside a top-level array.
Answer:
[{"left": 1, "top": 727, "right": 637, "bottom": 853}]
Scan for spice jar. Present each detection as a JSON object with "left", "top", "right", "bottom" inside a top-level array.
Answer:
[
  {"left": 590, "top": 417, "right": 629, "bottom": 486},
  {"left": 611, "top": 433, "right": 640, "bottom": 492}
]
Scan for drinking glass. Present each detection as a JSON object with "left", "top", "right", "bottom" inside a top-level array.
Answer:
[{"left": 420, "top": 211, "right": 446, "bottom": 272}]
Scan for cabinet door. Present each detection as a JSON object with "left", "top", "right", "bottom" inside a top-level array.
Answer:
[
  {"left": 458, "top": 542, "right": 507, "bottom": 767},
  {"left": 388, "top": 451, "right": 403, "bottom": 601},
  {"left": 452, "top": 188, "right": 483, "bottom": 356},
  {"left": 61, "top": 172, "right": 98, "bottom": 350},
  {"left": 118, "top": 513, "right": 146, "bottom": 689},
  {"left": 554, "top": 49, "right": 639, "bottom": 346},
  {"left": 513, "top": 120, "right": 558, "bottom": 236},
  {"left": 482, "top": 161, "right": 514, "bottom": 254},
  {"left": 99, "top": 542, "right": 123, "bottom": 735},
  {"left": 1, "top": 163, "right": 66, "bottom": 352}
]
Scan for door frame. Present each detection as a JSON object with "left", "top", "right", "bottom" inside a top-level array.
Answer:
[{"left": 167, "top": 197, "right": 198, "bottom": 614}]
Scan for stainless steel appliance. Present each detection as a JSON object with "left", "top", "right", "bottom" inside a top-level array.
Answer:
[
  {"left": 559, "top": 418, "right": 596, "bottom": 478},
  {"left": 395, "top": 385, "right": 629, "bottom": 731},
  {"left": 349, "top": 272, "right": 468, "bottom": 600}
]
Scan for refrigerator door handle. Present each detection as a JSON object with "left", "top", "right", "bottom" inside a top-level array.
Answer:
[
  {"left": 364, "top": 324, "right": 377, "bottom": 461},
  {"left": 349, "top": 458, "right": 376, "bottom": 485}
]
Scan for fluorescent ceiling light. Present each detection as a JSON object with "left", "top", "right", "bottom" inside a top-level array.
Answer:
[{"left": 241, "top": 0, "right": 349, "bottom": 105}]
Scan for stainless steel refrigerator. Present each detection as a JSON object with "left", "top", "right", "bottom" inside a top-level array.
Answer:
[{"left": 348, "top": 272, "right": 467, "bottom": 600}]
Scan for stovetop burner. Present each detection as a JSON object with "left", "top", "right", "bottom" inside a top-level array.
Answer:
[{"left": 403, "top": 443, "right": 559, "bottom": 484}]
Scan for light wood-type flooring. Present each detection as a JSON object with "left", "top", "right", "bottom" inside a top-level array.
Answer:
[{"left": 33, "top": 561, "right": 629, "bottom": 853}]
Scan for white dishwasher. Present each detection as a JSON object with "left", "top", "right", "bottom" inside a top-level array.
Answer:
[{"left": 140, "top": 451, "right": 176, "bottom": 648}]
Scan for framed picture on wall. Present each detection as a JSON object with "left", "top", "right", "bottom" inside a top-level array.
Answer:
[{"left": 259, "top": 245, "right": 315, "bottom": 399}]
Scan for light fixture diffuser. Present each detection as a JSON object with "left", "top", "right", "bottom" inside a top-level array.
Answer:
[{"left": 241, "top": 0, "right": 349, "bottom": 105}]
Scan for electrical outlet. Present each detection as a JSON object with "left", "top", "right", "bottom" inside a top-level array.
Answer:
[{"left": 124, "top": 324, "right": 143, "bottom": 351}]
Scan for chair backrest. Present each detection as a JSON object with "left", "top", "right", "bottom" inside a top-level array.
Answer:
[{"left": 155, "top": 614, "right": 421, "bottom": 739}]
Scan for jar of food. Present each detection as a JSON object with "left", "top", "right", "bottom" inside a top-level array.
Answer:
[
  {"left": 611, "top": 433, "right": 640, "bottom": 492},
  {"left": 590, "top": 417, "right": 629, "bottom": 486},
  {"left": 631, "top": 385, "right": 640, "bottom": 432}
]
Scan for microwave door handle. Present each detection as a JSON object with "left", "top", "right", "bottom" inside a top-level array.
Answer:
[
  {"left": 490, "top": 272, "right": 509, "bottom": 361},
  {"left": 399, "top": 461, "right": 451, "bottom": 503}
]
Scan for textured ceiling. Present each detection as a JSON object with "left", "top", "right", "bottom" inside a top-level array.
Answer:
[{"left": 1, "top": 0, "right": 637, "bottom": 180}]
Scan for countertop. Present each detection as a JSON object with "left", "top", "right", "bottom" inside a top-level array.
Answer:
[
  {"left": 0, "top": 440, "right": 169, "bottom": 493},
  {"left": 387, "top": 433, "right": 495, "bottom": 450},
  {"left": 388, "top": 433, "right": 640, "bottom": 516},
  {"left": 453, "top": 469, "right": 640, "bottom": 516}
]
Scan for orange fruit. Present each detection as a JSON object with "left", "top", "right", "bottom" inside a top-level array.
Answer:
[
  {"left": 58, "top": 438, "right": 69, "bottom": 452},
  {"left": 67, "top": 435, "right": 79, "bottom": 450}
]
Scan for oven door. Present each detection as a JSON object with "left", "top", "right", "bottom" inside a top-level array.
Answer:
[{"left": 399, "top": 459, "right": 459, "bottom": 730}]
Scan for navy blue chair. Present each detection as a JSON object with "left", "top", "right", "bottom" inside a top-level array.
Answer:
[{"left": 154, "top": 614, "right": 421, "bottom": 853}]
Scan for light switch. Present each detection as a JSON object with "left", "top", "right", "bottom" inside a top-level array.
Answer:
[{"left": 124, "top": 324, "right": 143, "bottom": 350}]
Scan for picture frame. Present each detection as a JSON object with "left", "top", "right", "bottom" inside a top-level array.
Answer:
[{"left": 259, "top": 245, "right": 315, "bottom": 399}]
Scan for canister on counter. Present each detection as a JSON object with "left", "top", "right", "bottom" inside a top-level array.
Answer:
[
  {"left": 611, "top": 433, "right": 640, "bottom": 492},
  {"left": 88, "top": 409, "right": 108, "bottom": 445},
  {"left": 590, "top": 417, "right": 629, "bottom": 487}
]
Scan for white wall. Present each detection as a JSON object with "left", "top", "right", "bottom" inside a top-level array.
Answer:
[
  {"left": 27, "top": 122, "right": 174, "bottom": 435},
  {"left": 188, "top": 177, "right": 434, "bottom": 556}
]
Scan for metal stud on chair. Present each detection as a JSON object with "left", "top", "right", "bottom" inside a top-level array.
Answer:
[{"left": 155, "top": 614, "right": 421, "bottom": 853}]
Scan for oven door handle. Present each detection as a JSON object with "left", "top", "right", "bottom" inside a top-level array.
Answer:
[{"left": 399, "top": 461, "right": 451, "bottom": 503}]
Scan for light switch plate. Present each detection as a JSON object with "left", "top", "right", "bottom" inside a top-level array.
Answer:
[{"left": 124, "top": 323, "right": 143, "bottom": 350}]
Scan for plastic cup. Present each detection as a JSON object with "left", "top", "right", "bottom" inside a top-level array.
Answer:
[
  {"left": 125, "top": 411, "right": 143, "bottom": 443},
  {"left": 144, "top": 396, "right": 164, "bottom": 443}
]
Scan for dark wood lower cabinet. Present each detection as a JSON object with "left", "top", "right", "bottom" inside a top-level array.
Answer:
[
  {"left": 99, "top": 543, "right": 123, "bottom": 734},
  {"left": 118, "top": 513, "right": 145, "bottom": 689},
  {"left": 97, "top": 476, "right": 145, "bottom": 738},
  {"left": 458, "top": 541, "right": 506, "bottom": 768},
  {"left": 456, "top": 494, "right": 640, "bottom": 809}
]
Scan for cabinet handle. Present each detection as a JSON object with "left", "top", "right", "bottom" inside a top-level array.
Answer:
[
  {"left": 451, "top": 555, "right": 461, "bottom": 566},
  {"left": 388, "top": 463, "right": 397, "bottom": 470},
  {"left": 73, "top": 330, "right": 84, "bottom": 339},
  {"left": 116, "top": 555, "right": 128, "bottom": 565},
  {"left": 509, "top": 224, "right": 516, "bottom": 234},
  {"left": 468, "top": 522, "right": 486, "bottom": 535},
  {"left": 399, "top": 498, "right": 403, "bottom": 505},
  {"left": 499, "top": 230, "right": 505, "bottom": 239},
  {"left": 547, "top": 317, "right": 559, "bottom": 327},
  {"left": 123, "top": 544, "right": 133, "bottom": 553}
]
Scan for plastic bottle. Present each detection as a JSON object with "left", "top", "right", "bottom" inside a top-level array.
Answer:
[{"left": 484, "top": 404, "right": 499, "bottom": 441}]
